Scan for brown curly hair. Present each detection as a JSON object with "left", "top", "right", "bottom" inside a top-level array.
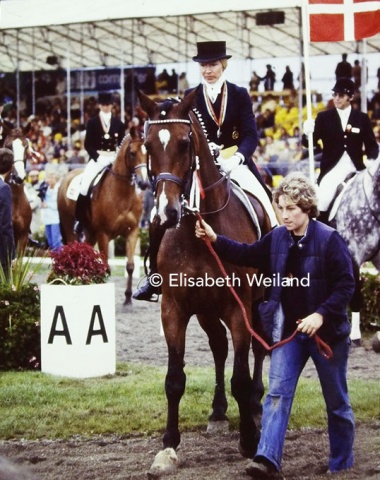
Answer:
[{"left": 273, "top": 172, "right": 319, "bottom": 218}]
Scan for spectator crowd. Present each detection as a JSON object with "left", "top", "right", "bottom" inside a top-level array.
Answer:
[{"left": 1, "top": 55, "right": 380, "bottom": 246}]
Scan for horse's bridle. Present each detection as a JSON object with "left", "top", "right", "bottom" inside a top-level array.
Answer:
[
  {"left": 145, "top": 117, "right": 231, "bottom": 214},
  {"left": 105, "top": 134, "right": 147, "bottom": 185},
  {"left": 145, "top": 118, "right": 195, "bottom": 192}
]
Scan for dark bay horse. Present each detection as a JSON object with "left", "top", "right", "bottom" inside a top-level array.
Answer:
[
  {"left": 57, "top": 127, "right": 148, "bottom": 303},
  {"left": 138, "top": 89, "right": 271, "bottom": 474},
  {"left": 3, "top": 129, "right": 32, "bottom": 252},
  {"left": 330, "top": 157, "right": 380, "bottom": 339}
]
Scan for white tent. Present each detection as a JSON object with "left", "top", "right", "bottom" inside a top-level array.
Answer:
[{"left": 1, "top": 0, "right": 380, "bottom": 72}]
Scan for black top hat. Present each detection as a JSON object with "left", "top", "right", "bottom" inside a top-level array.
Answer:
[
  {"left": 332, "top": 78, "right": 355, "bottom": 96},
  {"left": 192, "top": 41, "right": 232, "bottom": 63},
  {"left": 98, "top": 92, "right": 113, "bottom": 105}
]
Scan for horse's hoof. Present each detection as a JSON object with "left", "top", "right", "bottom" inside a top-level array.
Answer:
[
  {"left": 124, "top": 294, "right": 132, "bottom": 305},
  {"left": 207, "top": 419, "right": 229, "bottom": 435},
  {"left": 238, "top": 443, "right": 256, "bottom": 459},
  {"left": 147, "top": 448, "right": 178, "bottom": 478},
  {"left": 238, "top": 433, "right": 259, "bottom": 459}
]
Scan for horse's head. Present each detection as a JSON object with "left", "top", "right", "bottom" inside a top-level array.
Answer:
[
  {"left": 4, "top": 128, "right": 29, "bottom": 183},
  {"left": 126, "top": 126, "right": 149, "bottom": 190},
  {"left": 138, "top": 89, "right": 198, "bottom": 228}
]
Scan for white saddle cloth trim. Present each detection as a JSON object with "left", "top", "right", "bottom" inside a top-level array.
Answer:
[
  {"left": 66, "top": 170, "right": 105, "bottom": 201},
  {"left": 230, "top": 181, "right": 261, "bottom": 239},
  {"left": 67, "top": 174, "right": 83, "bottom": 201},
  {"left": 229, "top": 165, "right": 278, "bottom": 228}
]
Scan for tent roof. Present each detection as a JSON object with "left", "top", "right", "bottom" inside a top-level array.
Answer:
[{"left": 1, "top": 0, "right": 379, "bottom": 73}]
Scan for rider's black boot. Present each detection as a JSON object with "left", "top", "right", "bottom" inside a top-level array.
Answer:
[
  {"left": 133, "top": 278, "right": 160, "bottom": 301},
  {"left": 133, "top": 221, "right": 164, "bottom": 302}
]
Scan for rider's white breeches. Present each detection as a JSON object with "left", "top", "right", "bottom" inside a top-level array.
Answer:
[
  {"left": 317, "top": 154, "right": 356, "bottom": 211},
  {"left": 79, "top": 153, "right": 115, "bottom": 196}
]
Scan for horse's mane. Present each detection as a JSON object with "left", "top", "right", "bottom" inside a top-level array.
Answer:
[
  {"left": 115, "top": 133, "right": 130, "bottom": 155},
  {"left": 115, "top": 126, "right": 143, "bottom": 156}
]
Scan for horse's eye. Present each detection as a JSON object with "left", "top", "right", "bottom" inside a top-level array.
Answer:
[{"left": 178, "top": 138, "right": 189, "bottom": 153}]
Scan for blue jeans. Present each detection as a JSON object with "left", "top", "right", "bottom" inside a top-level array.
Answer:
[
  {"left": 256, "top": 334, "right": 355, "bottom": 472},
  {"left": 45, "top": 223, "right": 63, "bottom": 251}
]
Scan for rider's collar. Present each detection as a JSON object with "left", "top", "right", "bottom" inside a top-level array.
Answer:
[{"left": 203, "top": 74, "right": 226, "bottom": 103}]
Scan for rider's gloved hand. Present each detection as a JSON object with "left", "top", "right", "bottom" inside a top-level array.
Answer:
[
  {"left": 217, "top": 153, "right": 244, "bottom": 174},
  {"left": 303, "top": 119, "right": 315, "bottom": 135}
]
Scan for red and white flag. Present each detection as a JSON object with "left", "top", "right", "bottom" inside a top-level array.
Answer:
[{"left": 309, "top": 0, "right": 380, "bottom": 42}]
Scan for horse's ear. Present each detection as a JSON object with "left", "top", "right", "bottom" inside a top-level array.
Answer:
[
  {"left": 137, "top": 89, "right": 157, "bottom": 119},
  {"left": 178, "top": 88, "right": 198, "bottom": 116}
]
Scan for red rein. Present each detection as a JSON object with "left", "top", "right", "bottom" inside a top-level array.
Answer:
[{"left": 195, "top": 211, "right": 333, "bottom": 360}]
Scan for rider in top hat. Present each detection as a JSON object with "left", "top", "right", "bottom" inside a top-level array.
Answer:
[
  {"left": 76, "top": 92, "right": 125, "bottom": 230},
  {"left": 133, "top": 40, "right": 277, "bottom": 302},
  {"left": 187, "top": 40, "right": 276, "bottom": 229},
  {"left": 80, "top": 92, "right": 125, "bottom": 196},
  {"left": 303, "top": 77, "right": 378, "bottom": 223}
]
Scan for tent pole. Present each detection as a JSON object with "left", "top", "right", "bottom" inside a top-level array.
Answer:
[
  {"left": 361, "top": 39, "right": 367, "bottom": 114},
  {"left": 32, "top": 28, "right": 36, "bottom": 117},
  {"left": 16, "top": 31, "right": 20, "bottom": 127},
  {"left": 301, "top": 0, "right": 315, "bottom": 183},
  {"left": 120, "top": 36, "right": 125, "bottom": 125},
  {"left": 298, "top": 7, "right": 303, "bottom": 146},
  {"left": 66, "top": 48, "right": 72, "bottom": 150}
]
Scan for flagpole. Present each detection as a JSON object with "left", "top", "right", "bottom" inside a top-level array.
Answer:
[
  {"left": 361, "top": 39, "right": 367, "bottom": 114},
  {"left": 301, "top": 0, "right": 315, "bottom": 183}
]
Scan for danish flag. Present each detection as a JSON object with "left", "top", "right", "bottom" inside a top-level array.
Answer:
[{"left": 309, "top": 0, "right": 380, "bottom": 42}]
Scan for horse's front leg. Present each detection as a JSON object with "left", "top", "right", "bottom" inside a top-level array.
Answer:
[
  {"left": 163, "top": 345, "right": 186, "bottom": 450},
  {"left": 197, "top": 313, "right": 229, "bottom": 431},
  {"left": 350, "top": 261, "right": 363, "bottom": 344},
  {"left": 250, "top": 338, "right": 266, "bottom": 428},
  {"left": 149, "top": 305, "right": 188, "bottom": 477},
  {"left": 231, "top": 329, "right": 260, "bottom": 459},
  {"left": 124, "top": 225, "right": 139, "bottom": 304},
  {"left": 162, "top": 307, "right": 188, "bottom": 450}
]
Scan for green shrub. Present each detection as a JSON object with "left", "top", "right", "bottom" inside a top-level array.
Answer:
[
  {"left": 139, "top": 227, "right": 149, "bottom": 258},
  {"left": 0, "top": 283, "right": 40, "bottom": 370},
  {"left": 0, "top": 251, "right": 43, "bottom": 370},
  {"left": 360, "top": 272, "right": 380, "bottom": 330}
]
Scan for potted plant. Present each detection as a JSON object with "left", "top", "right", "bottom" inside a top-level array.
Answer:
[{"left": 40, "top": 242, "right": 116, "bottom": 378}]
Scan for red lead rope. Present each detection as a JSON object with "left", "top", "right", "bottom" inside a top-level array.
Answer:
[{"left": 195, "top": 211, "right": 333, "bottom": 360}]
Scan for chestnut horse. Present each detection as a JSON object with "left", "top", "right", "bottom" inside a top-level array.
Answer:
[
  {"left": 138, "top": 89, "right": 271, "bottom": 474},
  {"left": 57, "top": 127, "right": 148, "bottom": 303},
  {"left": 3, "top": 129, "right": 32, "bottom": 252}
]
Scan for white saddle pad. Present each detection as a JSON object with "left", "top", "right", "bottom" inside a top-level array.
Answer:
[
  {"left": 66, "top": 171, "right": 105, "bottom": 201},
  {"left": 66, "top": 174, "right": 83, "bottom": 201},
  {"left": 230, "top": 181, "right": 261, "bottom": 239}
]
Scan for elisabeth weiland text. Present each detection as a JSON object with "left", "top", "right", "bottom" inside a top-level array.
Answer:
[{"left": 169, "top": 272, "right": 310, "bottom": 288}]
